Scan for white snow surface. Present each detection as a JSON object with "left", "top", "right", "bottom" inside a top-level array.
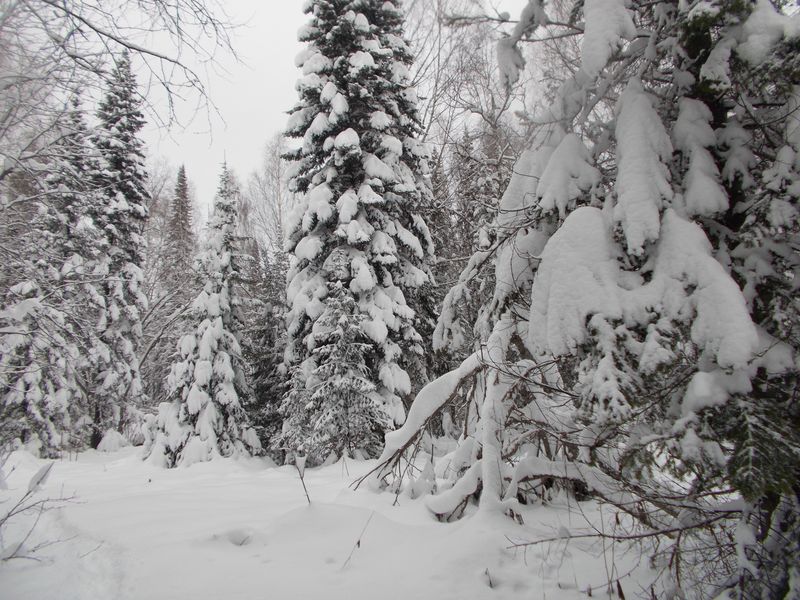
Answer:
[{"left": 1, "top": 448, "right": 652, "bottom": 600}]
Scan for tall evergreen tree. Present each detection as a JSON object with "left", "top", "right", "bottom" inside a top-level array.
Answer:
[
  {"left": 141, "top": 164, "right": 198, "bottom": 406},
  {"left": 367, "top": 1, "right": 800, "bottom": 597},
  {"left": 147, "top": 164, "right": 259, "bottom": 467},
  {"left": 240, "top": 251, "right": 288, "bottom": 456},
  {"left": 0, "top": 97, "right": 105, "bottom": 455},
  {"left": 166, "top": 165, "right": 195, "bottom": 275},
  {"left": 280, "top": 0, "right": 435, "bottom": 462},
  {"left": 89, "top": 51, "right": 149, "bottom": 447}
]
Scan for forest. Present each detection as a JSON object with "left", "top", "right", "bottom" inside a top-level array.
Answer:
[{"left": 1, "top": 0, "right": 799, "bottom": 598}]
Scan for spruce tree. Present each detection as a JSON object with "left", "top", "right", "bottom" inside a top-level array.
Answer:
[
  {"left": 367, "top": 1, "right": 800, "bottom": 597},
  {"left": 0, "top": 97, "right": 104, "bottom": 455},
  {"left": 166, "top": 165, "right": 195, "bottom": 276},
  {"left": 282, "top": 258, "right": 388, "bottom": 463},
  {"left": 147, "top": 164, "right": 259, "bottom": 467},
  {"left": 280, "top": 0, "right": 435, "bottom": 463},
  {"left": 142, "top": 165, "right": 197, "bottom": 406},
  {"left": 240, "top": 252, "right": 288, "bottom": 456},
  {"left": 89, "top": 51, "right": 149, "bottom": 447}
]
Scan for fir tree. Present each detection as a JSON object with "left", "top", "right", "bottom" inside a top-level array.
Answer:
[
  {"left": 281, "top": 258, "right": 388, "bottom": 463},
  {"left": 141, "top": 164, "right": 198, "bottom": 407},
  {"left": 0, "top": 97, "right": 104, "bottom": 455},
  {"left": 241, "top": 252, "right": 288, "bottom": 456},
  {"left": 147, "top": 164, "right": 259, "bottom": 467},
  {"left": 0, "top": 277, "right": 77, "bottom": 456},
  {"left": 280, "top": 0, "right": 435, "bottom": 463},
  {"left": 89, "top": 52, "right": 150, "bottom": 446},
  {"left": 367, "top": 2, "right": 800, "bottom": 597},
  {"left": 166, "top": 165, "right": 195, "bottom": 276}
]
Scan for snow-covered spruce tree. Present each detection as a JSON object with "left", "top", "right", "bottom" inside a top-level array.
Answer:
[
  {"left": 282, "top": 255, "right": 388, "bottom": 463},
  {"left": 364, "top": 1, "right": 800, "bottom": 597},
  {"left": 147, "top": 165, "right": 259, "bottom": 467},
  {"left": 240, "top": 252, "right": 288, "bottom": 456},
  {"left": 279, "top": 0, "right": 435, "bottom": 462},
  {"left": 89, "top": 52, "right": 150, "bottom": 447},
  {"left": 0, "top": 97, "right": 106, "bottom": 455}
]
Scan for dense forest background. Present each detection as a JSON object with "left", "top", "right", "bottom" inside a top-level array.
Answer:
[{"left": 2, "top": 1, "right": 799, "bottom": 598}]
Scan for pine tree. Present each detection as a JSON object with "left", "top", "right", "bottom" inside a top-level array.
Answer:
[
  {"left": 166, "top": 165, "right": 195, "bottom": 276},
  {"left": 0, "top": 97, "right": 105, "bottom": 455},
  {"left": 147, "top": 164, "right": 259, "bottom": 467},
  {"left": 281, "top": 262, "right": 388, "bottom": 463},
  {"left": 241, "top": 252, "right": 288, "bottom": 456},
  {"left": 89, "top": 52, "right": 150, "bottom": 446},
  {"left": 141, "top": 165, "right": 198, "bottom": 407},
  {"left": 280, "top": 0, "right": 435, "bottom": 463},
  {"left": 0, "top": 277, "right": 77, "bottom": 456},
  {"left": 366, "top": 2, "right": 800, "bottom": 597}
]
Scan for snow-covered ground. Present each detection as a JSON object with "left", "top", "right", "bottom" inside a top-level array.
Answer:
[{"left": 1, "top": 449, "right": 649, "bottom": 600}]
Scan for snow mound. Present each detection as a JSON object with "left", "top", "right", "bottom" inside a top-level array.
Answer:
[
  {"left": 97, "top": 429, "right": 131, "bottom": 452},
  {"left": 210, "top": 527, "right": 256, "bottom": 547}
]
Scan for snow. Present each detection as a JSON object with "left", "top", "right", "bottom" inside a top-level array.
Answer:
[
  {"left": 354, "top": 13, "right": 370, "bottom": 32},
  {"left": 380, "top": 134, "right": 403, "bottom": 158},
  {"left": 613, "top": 79, "right": 673, "bottom": 255},
  {"left": 580, "top": 0, "right": 636, "bottom": 78},
  {"left": 97, "top": 429, "right": 130, "bottom": 452},
  {"left": 302, "top": 51, "right": 331, "bottom": 75},
  {"left": 349, "top": 51, "right": 376, "bottom": 71},
  {"left": 700, "top": 39, "right": 735, "bottom": 92},
  {"left": 718, "top": 118, "right": 755, "bottom": 189},
  {"left": 536, "top": 133, "right": 600, "bottom": 218},
  {"left": 496, "top": 0, "right": 548, "bottom": 87},
  {"left": 307, "top": 183, "right": 335, "bottom": 223},
  {"left": 330, "top": 94, "right": 349, "bottom": 120},
  {"left": 369, "top": 111, "right": 391, "bottom": 130},
  {"left": 529, "top": 207, "right": 621, "bottom": 356},
  {"left": 529, "top": 205, "right": 758, "bottom": 381},
  {"left": 0, "top": 448, "right": 654, "bottom": 600},
  {"left": 320, "top": 81, "right": 338, "bottom": 103},
  {"left": 686, "top": 0, "right": 720, "bottom": 20},
  {"left": 673, "top": 98, "right": 729, "bottom": 217},
  {"left": 363, "top": 154, "right": 395, "bottom": 182},
  {"left": 358, "top": 183, "right": 383, "bottom": 204},
  {"left": 371, "top": 353, "right": 482, "bottom": 483},
  {"left": 294, "top": 235, "right": 324, "bottom": 261},
  {"left": 349, "top": 256, "right": 375, "bottom": 293},
  {"left": 737, "top": 0, "right": 800, "bottom": 65},
  {"left": 361, "top": 318, "right": 388, "bottom": 344},
  {"left": 497, "top": 145, "right": 551, "bottom": 228},
  {"left": 334, "top": 128, "right": 360, "bottom": 150},
  {"left": 336, "top": 190, "right": 359, "bottom": 223},
  {"left": 653, "top": 210, "right": 758, "bottom": 368}
]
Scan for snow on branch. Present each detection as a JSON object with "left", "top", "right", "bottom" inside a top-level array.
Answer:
[{"left": 356, "top": 352, "right": 483, "bottom": 492}]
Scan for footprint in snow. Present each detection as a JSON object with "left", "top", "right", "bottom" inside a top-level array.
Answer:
[{"left": 211, "top": 528, "right": 255, "bottom": 547}]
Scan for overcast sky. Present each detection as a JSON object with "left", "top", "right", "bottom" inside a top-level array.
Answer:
[{"left": 142, "top": 1, "right": 306, "bottom": 212}]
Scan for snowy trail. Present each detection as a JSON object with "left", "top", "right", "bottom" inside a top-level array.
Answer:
[{"left": 1, "top": 449, "right": 646, "bottom": 600}]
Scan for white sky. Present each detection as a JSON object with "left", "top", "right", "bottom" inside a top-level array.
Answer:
[{"left": 142, "top": 1, "right": 306, "bottom": 211}]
